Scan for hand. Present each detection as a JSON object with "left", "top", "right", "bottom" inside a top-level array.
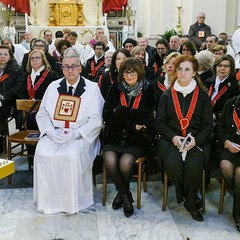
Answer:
[
  {"left": 224, "top": 140, "right": 240, "bottom": 153},
  {"left": 181, "top": 134, "right": 196, "bottom": 152},
  {"left": 172, "top": 135, "right": 185, "bottom": 148},
  {"left": 46, "top": 129, "right": 66, "bottom": 144},
  {"left": 58, "top": 128, "right": 81, "bottom": 142},
  {"left": 135, "top": 124, "right": 146, "bottom": 131}
]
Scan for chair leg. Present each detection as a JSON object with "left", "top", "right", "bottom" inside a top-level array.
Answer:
[
  {"left": 162, "top": 171, "right": 168, "bottom": 211},
  {"left": 102, "top": 164, "right": 107, "bottom": 206},
  {"left": 202, "top": 169, "right": 206, "bottom": 214},
  {"left": 137, "top": 162, "right": 142, "bottom": 209},
  {"left": 218, "top": 178, "right": 225, "bottom": 214},
  {"left": 143, "top": 171, "right": 147, "bottom": 192},
  {"left": 8, "top": 174, "right": 12, "bottom": 184}
]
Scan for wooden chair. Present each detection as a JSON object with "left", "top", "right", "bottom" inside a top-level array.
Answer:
[
  {"left": 218, "top": 178, "right": 225, "bottom": 214},
  {"left": 162, "top": 169, "right": 206, "bottom": 213},
  {"left": 102, "top": 156, "right": 147, "bottom": 209},
  {"left": 7, "top": 100, "right": 41, "bottom": 173}
]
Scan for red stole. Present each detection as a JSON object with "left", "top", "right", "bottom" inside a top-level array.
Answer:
[
  {"left": 91, "top": 59, "right": 104, "bottom": 77},
  {"left": 157, "top": 81, "right": 167, "bottom": 92},
  {"left": 27, "top": 70, "right": 49, "bottom": 100},
  {"left": 208, "top": 84, "right": 228, "bottom": 108},
  {"left": 0, "top": 73, "right": 10, "bottom": 84},
  {"left": 120, "top": 92, "right": 143, "bottom": 109},
  {"left": 233, "top": 107, "right": 240, "bottom": 134},
  {"left": 171, "top": 86, "right": 199, "bottom": 137}
]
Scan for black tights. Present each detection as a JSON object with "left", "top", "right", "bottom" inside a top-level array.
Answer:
[
  {"left": 104, "top": 151, "right": 135, "bottom": 195},
  {"left": 220, "top": 160, "right": 240, "bottom": 220}
]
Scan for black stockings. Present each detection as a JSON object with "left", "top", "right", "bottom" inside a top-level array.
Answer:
[
  {"left": 220, "top": 160, "right": 240, "bottom": 220},
  {"left": 104, "top": 151, "right": 135, "bottom": 194}
]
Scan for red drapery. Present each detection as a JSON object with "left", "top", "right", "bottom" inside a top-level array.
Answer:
[
  {"left": 102, "top": 0, "right": 128, "bottom": 14},
  {"left": 0, "top": 0, "right": 30, "bottom": 15}
]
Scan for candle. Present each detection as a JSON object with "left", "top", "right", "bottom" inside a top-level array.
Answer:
[{"left": 177, "top": 0, "right": 182, "bottom": 7}]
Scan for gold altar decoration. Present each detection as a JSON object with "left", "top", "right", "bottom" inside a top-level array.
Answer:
[{"left": 48, "top": 0, "right": 85, "bottom": 26}]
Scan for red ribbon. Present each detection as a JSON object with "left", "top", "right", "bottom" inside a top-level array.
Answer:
[
  {"left": 120, "top": 91, "right": 143, "bottom": 109},
  {"left": 0, "top": 73, "right": 10, "bottom": 84},
  {"left": 91, "top": 59, "right": 104, "bottom": 77}
]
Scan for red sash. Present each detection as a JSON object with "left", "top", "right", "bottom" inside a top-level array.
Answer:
[
  {"left": 210, "top": 85, "right": 228, "bottom": 108},
  {"left": 233, "top": 107, "right": 240, "bottom": 133},
  {"left": 120, "top": 92, "right": 143, "bottom": 109},
  {"left": 0, "top": 73, "right": 10, "bottom": 84},
  {"left": 97, "top": 74, "right": 103, "bottom": 88},
  {"left": 172, "top": 86, "right": 199, "bottom": 137},
  {"left": 27, "top": 70, "right": 49, "bottom": 100},
  {"left": 91, "top": 59, "right": 104, "bottom": 77},
  {"left": 157, "top": 81, "right": 167, "bottom": 92}
]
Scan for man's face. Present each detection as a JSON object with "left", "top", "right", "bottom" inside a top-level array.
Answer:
[
  {"left": 170, "top": 37, "right": 180, "bottom": 50},
  {"left": 44, "top": 31, "right": 53, "bottom": 44},
  {"left": 206, "top": 36, "right": 217, "bottom": 51},
  {"left": 138, "top": 37, "right": 148, "bottom": 49},
  {"left": 197, "top": 14, "right": 205, "bottom": 24},
  {"left": 25, "top": 32, "right": 33, "bottom": 43},
  {"left": 124, "top": 43, "right": 135, "bottom": 53},
  {"left": 94, "top": 45, "right": 104, "bottom": 58},
  {"left": 68, "top": 35, "right": 77, "bottom": 46},
  {"left": 95, "top": 29, "right": 104, "bottom": 39}
]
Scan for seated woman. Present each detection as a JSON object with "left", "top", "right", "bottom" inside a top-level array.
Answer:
[
  {"left": 215, "top": 96, "right": 240, "bottom": 232},
  {"left": 0, "top": 45, "right": 24, "bottom": 153},
  {"left": 33, "top": 48, "right": 104, "bottom": 214},
  {"left": 155, "top": 55, "right": 213, "bottom": 222},
  {"left": 179, "top": 40, "right": 197, "bottom": 56},
  {"left": 103, "top": 57, "right": 155, "bottom": 217},
  {"left": 19, "top": 49, "right": 59, "bottom": 129}
]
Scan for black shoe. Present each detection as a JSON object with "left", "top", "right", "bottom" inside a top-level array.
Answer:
[
  {"left": 190, "top": 209, "right": 204, "bottom": 222},
  {"left": 122, "top": 194, "right": 134, "bottom": 217},
  {"left": 112, "top": 192, "right": 123, "bottom": 210},
  {"left": 235, "top": 221, "right": 240, "bottom": 232}
]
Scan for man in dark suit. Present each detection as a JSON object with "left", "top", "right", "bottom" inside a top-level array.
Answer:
[{"left": 188, "top": 12, "right": 212, "bottom": 51}]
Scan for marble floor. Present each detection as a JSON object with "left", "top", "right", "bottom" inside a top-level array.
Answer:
[{"left": 0, "top": 153, "right": 239, "bottom": 240}]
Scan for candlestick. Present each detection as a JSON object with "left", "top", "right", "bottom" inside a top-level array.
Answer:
[
  {"left": 177, "top": 0, "right": 182, "bottom": 7},
  {"left": 176, "top": 6, "right": 182, "bottom": 35}
]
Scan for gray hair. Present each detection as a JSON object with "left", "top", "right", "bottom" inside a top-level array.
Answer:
[
  {"left": 63, "top": 47, "right": 81, "bottom": 65},
  {"left": 195, "top": 51, "right": 214, "bottom": 71}
]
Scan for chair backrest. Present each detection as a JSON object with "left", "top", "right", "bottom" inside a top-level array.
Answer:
[{"left": 16, "top": 99, "right": 41, "bottom": 130}]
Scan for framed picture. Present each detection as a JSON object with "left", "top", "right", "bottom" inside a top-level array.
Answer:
[
  {"left": 109, "top": 31, "right": 118, "bottom": 49},
  {"left": 108, "top": 11, "right": 117, "bottom": 17},
  {"left": 17, "top": 31, "right": 25, "bottom": 44}
]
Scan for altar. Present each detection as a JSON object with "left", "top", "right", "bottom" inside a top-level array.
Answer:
[{"left": 28, "top": 25, "right": 108, "bottom": 45}]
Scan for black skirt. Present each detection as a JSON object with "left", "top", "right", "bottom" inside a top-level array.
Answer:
[{"left": 219, "top": 148, "right": 240, "bottom": 166}]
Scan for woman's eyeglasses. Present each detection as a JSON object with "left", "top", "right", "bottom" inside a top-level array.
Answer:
[
  {"left": 30, "top": 56, "right": 42, "bottom": 61},
  {"left": 123, "top": 71, "right": 137, "bottom": 77}
]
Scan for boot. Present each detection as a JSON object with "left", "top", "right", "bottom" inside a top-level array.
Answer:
[
  {"left": 112, "top": 191, "right": 123, "bottom": 210},
  {"left": 122, "top": 194, "right": 134, "bottom": 217}
]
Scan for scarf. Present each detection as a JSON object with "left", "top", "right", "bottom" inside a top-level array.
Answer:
[
  {"left": 30, "top": 65, "right": 45, "bottom": 86},
  {"left": 122, "top": 80, "right": 143, "bottom": 100},
  {"left": 173, "top": 79, "right": 197, "bottom": 97}
]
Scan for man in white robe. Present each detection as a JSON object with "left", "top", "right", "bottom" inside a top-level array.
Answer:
[{"left": 33, "top": 48, "right": 104, "bottom": 214}]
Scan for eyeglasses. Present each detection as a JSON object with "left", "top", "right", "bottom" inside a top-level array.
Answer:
[
  {"left": 62, "top": 65, "right": 80, "bottom": 71},
  {"left": 157, "top": 48, "right": 166, "bottom": 51},
  {"left": 123, "top": 71, "right": 137, "bottom": 77},
  {"left": 95, "top": 47, "right": 103, "bottom": 51},
  {"left": 30, "top": 56, "right": 42, "bottom": 61},
  {"left": 198, "top": 16, "right": 205, "bottom": 19},
  {"left": 217, "top": 64, "right": 230, "bottom": 68},
  {"left": 34, "top": 44, "right": 45, "bottom": 48}
]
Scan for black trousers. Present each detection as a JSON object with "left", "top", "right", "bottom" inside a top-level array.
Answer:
[{"left": 162, "top": 144, "right": 204, "bottom": 211}]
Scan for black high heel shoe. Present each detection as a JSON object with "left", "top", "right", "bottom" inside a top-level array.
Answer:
[
  {"left": 122, "top": 194, "right": 134, "bottom": 217},
  {"left": 235, "top": 221, "right": 240, "bottom": 232},
  {"left": 112, "top": 191, "right": 123, "bottom": 210}
]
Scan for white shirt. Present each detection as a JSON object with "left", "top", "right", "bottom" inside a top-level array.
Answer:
[{"left": 211, "top": 75, "right": 228, "bottom": 100}]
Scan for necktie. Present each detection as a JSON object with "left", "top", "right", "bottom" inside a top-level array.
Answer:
[{"left": 67, "top": 86, "right": 73, "bottom": 96}]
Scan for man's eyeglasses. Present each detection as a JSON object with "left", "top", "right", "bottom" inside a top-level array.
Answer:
[
  {"left": 30, "top": 56, "right": 42, "bottom": 61},
  {"left": 62, "top": 65, "right": 80, "bottom": 71},
  {"left": 123, "top": 71, "right": 137, "bottom": 77}
]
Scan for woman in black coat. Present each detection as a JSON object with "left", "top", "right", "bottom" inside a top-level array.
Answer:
[
  {"left": 19, "top": 49, "right": 59, "bottom": 129},
  {"left": 103, "top": 58, "right": 155, "bottom": 217},
  {"left": 155, "top": 55, "right": 213, "bottom": 222},
  {"left": 0, "top": 45, "right": 24, "bottom": 153},
  {"left": 215, "top": 96, "right": 240, "bottom": 232}
]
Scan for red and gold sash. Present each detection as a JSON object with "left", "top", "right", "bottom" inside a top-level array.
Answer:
[
  {"left": 172, "top": 86, "right": 199, "bottom": 137},
  {"left": 209, "top": 84, "right": 228, "bottom": 108},
  {"left": 0, "top": 73, "right": 10, "bottom": 84},
  {"left": 120, "top": 91, "right": 143, "bottom": 109},
  {"left": 233, "top": 107, "right": 240, "bottom": 133},
  {"left": 157, "top": 81, "right": 167, "bottom": 92},
  {"left": 27, "top": 70, "right": 49, "bottom": 100},
  {"left": 91, "top": 59, "right": 104, "bottom": 77}
]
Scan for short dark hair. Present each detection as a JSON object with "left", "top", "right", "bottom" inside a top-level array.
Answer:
[
  {"left": 55, "top": 30, "right": 63, "bottom": 38},
  {"left": 93, "top": 41, "right": 106, "bottom": 51},
  {"left": 155, "top": 38, "right": 169, "bottom": 49},
  {"left": 57, "top": 39, "right": 71, "bottom": 52},
  {"left": 69, "top": 31, "right": 78, "bottom": 38},
  {"left": 118, "top": 57, "right": 145, "bottom": 82},
  {"left": 179, "top": 40, "right": 197, "bottom": 56},
  {"left": 207, "top": 34, "right": 218, "bottom": 43},
  {"left": 0, "top": 45, "right": 13, "bottom": 59}
]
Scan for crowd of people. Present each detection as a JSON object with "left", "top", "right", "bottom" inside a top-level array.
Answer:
[{"left": 1, "top": 11, "right": 240, "bottom": 232}]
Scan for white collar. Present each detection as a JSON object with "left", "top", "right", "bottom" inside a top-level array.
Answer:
[
  {"left": 66, "top": 76, "right": 80, "bottom": 94},
  {"left": 174, "top": 79, "right": 197, "bottom": 97},
  {"left": 30, "top": 65, "right": 45, "bottom": 85}
]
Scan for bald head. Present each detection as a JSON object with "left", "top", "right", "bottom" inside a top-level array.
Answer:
[{"left": 169, "top": 35, "right": 180, "bottom": 50}]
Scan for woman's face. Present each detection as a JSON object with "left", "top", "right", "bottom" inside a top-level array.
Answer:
[
  {"left": 115, "top": 52, "right": 128, "bottom": 70},
  {"left": 165, "top": 57, "right": 176, "bottom": 76},
  {"left": 33, "top": 41, "right": 46, "bottom": 53},
  {"left": 213, "top": 49, "right": 224, "bottom": 59},
  {"left": 181, "top": 46, "right": 193, "bottom": 56},
  {"left": 105, "top": 53, "right": 113, "bottom": 66},
  {"left": 0, "top": 48, "right": 10, "bottom": 66},
  {"left": 123, "top": 69, "right": 138, "bottom": 87},
  {"left": 133, "top": 50, "right": 145, "bottom": 63},
  {"left": 30, "top": 52, "right": 44, "bottom": 71},
  {"left": 60, "top": 44, "right": 68, "bottom": 56},
  {"left": 216, "top": 60, "right": 231, "bottom": 80},
  {"left": 176, "top": 61, "right": 196, "bottom": 86}
]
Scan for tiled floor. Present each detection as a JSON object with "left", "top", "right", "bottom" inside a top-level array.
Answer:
[{"left": 0, "top": 152, "right": 239, "bottom": 240}]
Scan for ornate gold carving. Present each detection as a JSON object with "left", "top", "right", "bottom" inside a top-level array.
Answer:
[{"left": 48, "top": 0, "right": 85, "bottom": 26}]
